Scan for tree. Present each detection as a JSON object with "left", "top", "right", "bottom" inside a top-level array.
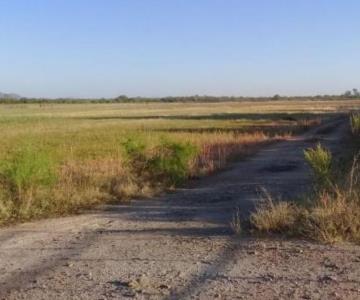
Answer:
[
  {"left": 273, "top": 94, "right": 281, "bottom": 100},
  {"left": 343, "top": 90, "right": 353, "bottom": 98}
]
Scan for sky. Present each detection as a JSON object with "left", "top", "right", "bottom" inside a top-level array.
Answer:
[{"left": 0, "top": 0, "right": 359, "bottom": 98}]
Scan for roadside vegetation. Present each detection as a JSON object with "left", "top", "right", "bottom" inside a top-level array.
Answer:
[
  {"left": 0, "top": 100, "right": 357, "bottom": 225},
  {"left": 250, "top": 113, "right": 360, "bottom": 244}
]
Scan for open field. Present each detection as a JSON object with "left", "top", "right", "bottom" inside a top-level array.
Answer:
[
  {"left": 3, "top": 1, "right": 360, "bottom": 298},
  {"left": 1, "top": 100, "right": 360, "bottom": 299},
  {"left": 1, "top": 100, "right": 359, "bottom": 224}
]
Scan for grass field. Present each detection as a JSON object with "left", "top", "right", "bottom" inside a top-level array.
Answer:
[{"left": 1, "top": 100, "right": 359, "bottom": 224}]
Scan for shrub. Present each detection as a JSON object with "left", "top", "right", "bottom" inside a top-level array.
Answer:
[
  {"left": 123, "top": 138, "right": 198, "bottom": 187},
  {"left": 148, "top": 140, "right": 198, "bottom": 185},
  {"left": 304, "top": 143, "right": 332, "bottom": 189}
]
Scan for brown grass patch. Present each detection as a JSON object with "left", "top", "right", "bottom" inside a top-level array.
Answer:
[{"left": 250, "top": 145, "right": 360, "bottom": 244}]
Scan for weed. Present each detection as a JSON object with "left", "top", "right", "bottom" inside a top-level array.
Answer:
[
  {"left": 250, "top": 191, "right": 300, "bottom": 234},
  {"left": 304, "top": 143, "right": 332, "bottom": 189},
  {"left": 302, "top": 190, "right": 360, "bottom": 243},
  {"left": 123, "top": 138, "right": 198, "bottom": 187},
  {"left": 230, "top": 207, "right": 242, "bottom": 235},
  {"left": 350, "top": 113, "right": 360, "bottom": 135}
]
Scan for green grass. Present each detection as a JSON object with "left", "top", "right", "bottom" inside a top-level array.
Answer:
[
  {"left": 304, "top": 143, "right": 333, "bottom": 190},
  {"left": 123, "top": 137, "right": 198, "bottom": 186},
  {"left": 0, "top": 100, "right": 358, "bottom": 224},
  {"left": 350, "top": 113, "right": 360, "bottom": 135},
  {"left": 0, "top": 145, "right": 56, "bottom": 220}
]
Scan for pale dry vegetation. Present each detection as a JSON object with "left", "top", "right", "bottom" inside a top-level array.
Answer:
[
  {"left": 350, "top": 112, "right": 360, "bottom": 135},
  {"left": 250, "top": 119, "right": 360, "bottom": 244},
  {"left": 0, "top": 100, "right": 357, "bottom": 224}
]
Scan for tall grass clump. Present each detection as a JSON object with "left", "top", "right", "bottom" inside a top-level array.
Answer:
[
  {"left": 251, "top": 186, "right": 360, "bottom": 243},
  {"left": 350, "top": 113, "right": 360, "bottom": 135},
  {"left": 303, "top": 189, "right": 360, "bottom": 243},
  {"left": 0, "top": 145, "right": 56, "bottom": 220},
  {"left": 304, "top": 143, "right": 332, "bottom": 190},
  {"left": 250, "top": 191, "right": 300, "bottom": 234}
]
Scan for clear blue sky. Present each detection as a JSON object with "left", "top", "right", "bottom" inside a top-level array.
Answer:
[{"left": 1, "top": 0, "right": 359, "bottom": 98}]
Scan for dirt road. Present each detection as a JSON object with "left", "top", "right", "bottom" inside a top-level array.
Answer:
[{"left": 1, "top": 116, "right": 359, "bottom": 300}]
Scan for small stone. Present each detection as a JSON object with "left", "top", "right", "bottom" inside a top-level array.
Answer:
[
  {"left": 122, "top": 291, "right": 136, "bottom": 297},
  {"left": 324, "top": 262, "right": 339, "bottom": 270},
  {"left": 158, "top": 284, "right": 170, "bottom": 289},
  {"left": 319, "top": 275, "right": 338, "bottom": 283},
  {"left": 200, "top": 260, "right": 211, "bottom": 265},
  {"left": 128, "top": 280, "right": 139, "bottom": 289},
  {"left": 177, "top": 271, "right": 185, "bottom": 278},
  {"left": 138, "top": 274, "right": 150, "bottom": 286}
]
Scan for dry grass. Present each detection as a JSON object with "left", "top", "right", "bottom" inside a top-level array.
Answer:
[
  {"left": 0, "top": 100, "right": 358, "bottom": 224},
  {"left": 251, "top": 187, "right": 360, "bottom": 244},
  {"left": 250, "top": 194, "right": 300, "bottom": 234},
  {"left": 230, "top": 208, "right": 242, "bottom": 235},
  {"left": 350, "top": 113, "right": 360, "bottom": 135},
  {"left": 304, "top": 190, "right": 360, "bottom": 243},
  {"left": 250, "top": 138, "right": 360, "bottom": 244}
]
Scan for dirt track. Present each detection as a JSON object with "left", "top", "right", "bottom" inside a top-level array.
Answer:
[{"left": 1, "top": 116, "right": 360, "bottom": 300}]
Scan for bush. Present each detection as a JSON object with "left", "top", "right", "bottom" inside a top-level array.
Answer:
[
  {"left": 148, "top": 140, "right": 198, "bottom": 185},
  {"left": 123, "top": 138, "right": 198, "bottom": 187},
  {"left": 304, "top": 143, "right": 332, "bottom": 189}
]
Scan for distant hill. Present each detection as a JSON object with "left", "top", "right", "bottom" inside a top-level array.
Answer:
[{"left": 0, "top": 92, "right": 21, "bottom": 99}]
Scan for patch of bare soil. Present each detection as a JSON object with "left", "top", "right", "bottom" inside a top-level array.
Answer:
[{"left": 1, "top": 116, "right": 359, "bottom": 300}]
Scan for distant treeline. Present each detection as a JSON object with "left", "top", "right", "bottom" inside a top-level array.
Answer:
[{"left": 0, "top": 93, "right": 359, "bottom": 104}]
